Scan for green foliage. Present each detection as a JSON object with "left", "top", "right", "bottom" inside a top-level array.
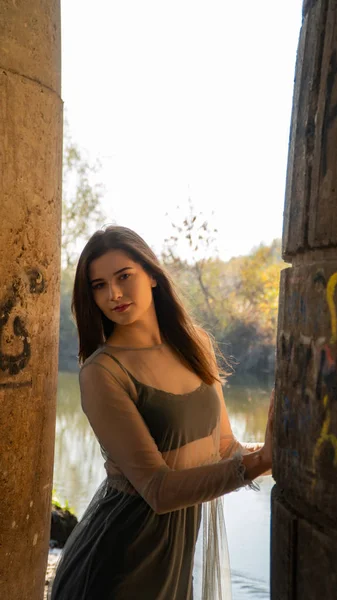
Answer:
[
  {"left": 162, "top": 204, "right": 286, "bottom": 375},
  {"left": 58, "top": 237, "right": 286, "bottom": 374},
  {"left": 52, "top": 488, "right": 76, "bottom": 515},
  {"left": 231, "top": 239, "right": 284, "bottom": 345}
]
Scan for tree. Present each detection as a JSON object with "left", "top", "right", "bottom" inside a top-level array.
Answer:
[
  {"left": 61, "top": 121, "right": 106, "bottom": 268},
  {"left": 59, "top": 123, "right": 107, "bottom": 369},
  {"left": 162, "top": 200, "right": 219, "bottom": 328},
  {"left": 162, "top": 202, "right": 286, "bottom": 375},
  {"left": 234, "top": 240, "right": 284, "bottom": 344}
]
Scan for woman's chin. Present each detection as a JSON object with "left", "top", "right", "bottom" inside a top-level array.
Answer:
[{"left": 107, "top": 312, "right": 137, "bottom": 326}]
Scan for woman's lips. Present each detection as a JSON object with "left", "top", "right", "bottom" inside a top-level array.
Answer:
[{"left": 113, "top": 303, "right": 132, "bottom": 313}]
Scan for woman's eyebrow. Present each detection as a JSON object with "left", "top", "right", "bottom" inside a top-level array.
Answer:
[{"left": 90, "top": 266, "right": 133, "bottom": 284}]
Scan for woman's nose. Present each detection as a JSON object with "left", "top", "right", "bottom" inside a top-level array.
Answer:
[{"left": 108, "top": 282, "right": 122, "bottom": 301}]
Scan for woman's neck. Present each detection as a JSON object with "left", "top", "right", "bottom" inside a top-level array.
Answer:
[{"left": 107, "top": 310, "right": 162, "bottom": 349}]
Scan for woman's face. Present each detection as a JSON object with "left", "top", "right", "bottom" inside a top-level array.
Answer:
[{"left": 89, "top": 249, "right": 157, "bottom": 325}]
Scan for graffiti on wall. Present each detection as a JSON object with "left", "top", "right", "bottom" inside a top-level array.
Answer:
[
  {"left": 279, "top": 270, "right": 337, "bottom": 479},
  {"left": 0, "top": 269, "right": 45, "bottom": 389},
  {"left": 312, "top": 272, "right": 337, "bottom": 475}
]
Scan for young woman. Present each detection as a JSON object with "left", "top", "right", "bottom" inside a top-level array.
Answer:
[{"left": 49, "top": 225, "right": 274, "bottom": 600}]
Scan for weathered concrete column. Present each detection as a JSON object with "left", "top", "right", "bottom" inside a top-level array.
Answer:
[
  {"left": 0, "top": 3, "right": 62, "bottom": 599},
  {"left": 272, "top": 1, "right": 337, "bottom": 598}
]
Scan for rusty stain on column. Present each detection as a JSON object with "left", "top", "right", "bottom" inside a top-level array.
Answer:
[{"left": 0, "top": 2, "right": 62, "bottom": 599}]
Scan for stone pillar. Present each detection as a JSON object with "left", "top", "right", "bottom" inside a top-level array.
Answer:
[
  {"left": 0, "top": 3, "right": 62, "bottom": 599},
  {"left": 272, "top": 1, "right": 337, "bottom": 598}
]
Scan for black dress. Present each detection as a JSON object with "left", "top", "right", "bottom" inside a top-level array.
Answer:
[{"left": 48, "top": 344, "right": 255, "bottom": 600}]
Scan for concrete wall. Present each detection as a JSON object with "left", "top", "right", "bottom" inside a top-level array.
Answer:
[
  {"left": 272, "top": 1, "right": 337, "bottom": 598},
  {"left": 0, "top": 2, "right": 62, "bottom": 599}
]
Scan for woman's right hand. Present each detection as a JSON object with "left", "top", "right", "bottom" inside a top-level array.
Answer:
[{"left": 260, "top": 388, "right": 275, "bottom": 469}]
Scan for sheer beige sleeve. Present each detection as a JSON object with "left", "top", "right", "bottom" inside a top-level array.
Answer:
[{"left": 79, "top": 360, "right": 251, "bottom": 515}]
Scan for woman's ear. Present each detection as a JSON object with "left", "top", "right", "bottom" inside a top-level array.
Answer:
[{"left": 151, "top": 277, "right": 157, "bottom": 288}]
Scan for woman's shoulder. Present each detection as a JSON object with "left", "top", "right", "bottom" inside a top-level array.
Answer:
[
  {"left": 195, "top": 326, "right": 213, "bottom": 351},
  {"left": 81, "top": 345, "right": 105, "bottom": 367},
  {"left": 79, "top": 345, "right": 137, "bottom": 401},
  {"left": 80, "top": 345, "right": 127, "bottom": 381}
]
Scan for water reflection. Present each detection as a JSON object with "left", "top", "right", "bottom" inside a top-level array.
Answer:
[
  {"left": 224, "top": 380, "right": 271, "bottom": 443},
  {"left": 53, "top": 372, "right": 105, "bottom": 516},
  {"left": 53, "top": 372, "right": 273, "bottom": 599}
]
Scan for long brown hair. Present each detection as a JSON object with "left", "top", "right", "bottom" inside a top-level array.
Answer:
[{"left": 72, "top": 225, "right": 221, "bottom": 384}]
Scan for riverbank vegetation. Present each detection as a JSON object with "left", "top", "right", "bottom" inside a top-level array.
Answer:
[{"left": 58, "top": 238, "right": 285, "bottom": 375}]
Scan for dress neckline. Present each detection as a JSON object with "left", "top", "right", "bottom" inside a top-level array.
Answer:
[
  {"left": 103, "top": 342, "right": 165, "bottom": 351},
  {"left": 135, "top": 379, "right": 207, "bottom": 398},
  {"left": 100, "top": 347, "right": 207, "bottom": 398}
]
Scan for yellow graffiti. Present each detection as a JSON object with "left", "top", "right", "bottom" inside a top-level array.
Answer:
[
  {"left": 312, "top": 396, "right": 337, "bottom": 476},
  {"left": 327, "top": 272, "right": 337, "bottom": 344},
  {"left": 312, "top": 273, "right": 337, "bottom": 488}
]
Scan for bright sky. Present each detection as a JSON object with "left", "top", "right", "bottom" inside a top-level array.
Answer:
[{"left": 61, "top": 0, "right": 303, "bottom": 261}]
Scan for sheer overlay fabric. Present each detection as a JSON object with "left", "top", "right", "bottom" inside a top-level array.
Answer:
[{"left": 48, "top": 342, "right": 261, "bottom": 600}]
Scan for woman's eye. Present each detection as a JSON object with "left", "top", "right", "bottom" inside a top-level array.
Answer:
[
  {"left": 92, "top": 283, "right": 104, "bottom": 290},
  {"left": 119, "top": 273, "right": 131, "bottom": 281}
]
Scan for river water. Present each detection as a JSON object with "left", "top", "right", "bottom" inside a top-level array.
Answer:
[{"left": 53, "top": 372, "right": 274, "bottom": 599}]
